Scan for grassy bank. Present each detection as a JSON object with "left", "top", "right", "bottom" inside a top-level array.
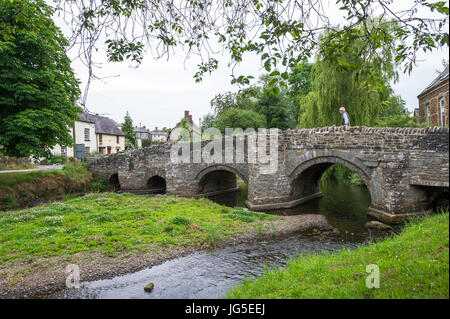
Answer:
[
  {"left": 0, "top": 163, "right": 94, "bottom": 210},
  {"left": 0, "top": 156, "right": 37, "bottom": 171},
  {"left": 0, "top": 193, "right": 276, "bottom": 266},
  {"left": 227, "top": 211, "right": 449, "bottom": 299}
]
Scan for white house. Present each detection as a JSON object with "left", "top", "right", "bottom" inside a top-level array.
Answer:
[
  {"left": 51, "top": 113, "right": 125, "bottom": 158},
  {"left": 50, "top": 117, "right": 96, "bottom": 157},
  {"left": 150, "top": 127, "right": 169, "bottom": 142}
]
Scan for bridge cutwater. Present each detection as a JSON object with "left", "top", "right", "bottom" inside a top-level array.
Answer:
[{"left": 86, "top": 126, "right": 449, "bottom": 224}]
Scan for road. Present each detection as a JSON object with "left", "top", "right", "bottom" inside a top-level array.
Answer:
[{"left": 0, "top": 165, "right": 64, "bottom": 174}]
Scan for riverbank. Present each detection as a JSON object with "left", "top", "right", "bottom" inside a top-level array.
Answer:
[
  {"left": 0, "top": 192, "right": 335, "bottom": 298},
  {"left": 0, "top": 162, "right": 94, "bottom": 210},
  {"left": 227, "top": 211, "right": 449, "bottom": 299}
]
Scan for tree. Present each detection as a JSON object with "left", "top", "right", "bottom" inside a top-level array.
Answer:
[
  {"left": 0, "top": 0, "right": 81, "bottom": 158},
  {"left": 255, "top": 92, "right": 293, "bottom": 130},
  {"left": 287, "top": 63, "right": 313, "bottom": 122},
  {"left": 374, "top": 114, "right": 429, "bottom": 128},
  {"left": 299, "top": 19, "right": 408, "bottom": 128},
  {"left": 213, "top": 109, "right": 267, "bottom": 133},
  {"left": 141, "top": 139, "right": 152, "bottom": 148},
  {"left": 52, "top": 0, "right": 448, "bottom": 102},
  {"left": 203, "top": 88, "right": 260, "bottom": 130},
  {"left": 121, "top": 112, "right": 136, "bottom": 149},
  {"left": 256, "top": 74, "right": 296, "bottom": 129}
]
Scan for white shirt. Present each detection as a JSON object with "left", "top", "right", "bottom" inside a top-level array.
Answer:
[{"left": 342, "top": 112, "right": 350, "bottom": 125}]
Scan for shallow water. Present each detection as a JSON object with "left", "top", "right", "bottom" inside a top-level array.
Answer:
[
  {"left": 41, "top": 231, "right": 356, "bottom": 299},
  {"left": 38, "top": 174, "right": 376, "bottom": 299}
]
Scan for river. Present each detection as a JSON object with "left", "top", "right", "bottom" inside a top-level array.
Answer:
[{"left": 38, "top": 174, "right": 376, "bottom": 299}]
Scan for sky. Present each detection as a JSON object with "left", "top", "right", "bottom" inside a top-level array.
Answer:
[{"left": 53, "top": 1, "right": 449, "bottom": 129}]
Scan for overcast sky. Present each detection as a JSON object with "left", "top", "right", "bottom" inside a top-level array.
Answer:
[{"left": 54, "top": 1, "right": 449, "bottom": 129}]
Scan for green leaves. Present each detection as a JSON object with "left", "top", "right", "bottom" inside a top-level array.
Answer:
[
  {"left": 105, "top": 39, "right": 144, "bottom": 64},
  {"left": 0, "top": 0, "right": 81, "bottom": 158},
  {"left": 121, "top": 111, "right": 137, "bottom": 150}
]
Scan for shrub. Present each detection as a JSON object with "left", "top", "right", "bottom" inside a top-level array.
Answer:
[
  {"left": 3, "top": 195, "right": 19, "bottom": 210},
  {"left": 62, "top": 162, "right": 91, "bottom": 182},
  {"left": 141, "top": 139, "right": 152, "bottom": 148},
  {"left": 203, "top": 224, "right": 223, "bottom": 246},
  {"left": 171, "top": 216, "right": 191, "bottom": 225},
  {"left": 91, "top": 178, "right": 108, "bottom": 192}
]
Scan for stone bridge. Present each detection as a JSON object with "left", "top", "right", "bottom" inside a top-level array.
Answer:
[{"left": 86, "top": 126, "right": 449, "bottom": 223}]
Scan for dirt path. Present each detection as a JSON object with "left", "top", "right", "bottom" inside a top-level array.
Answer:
[{"left": 0, "top": 165, "right": 63, "bottom": 174}]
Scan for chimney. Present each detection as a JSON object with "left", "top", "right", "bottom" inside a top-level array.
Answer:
[
  {"left": 184, "top": 110, "right": 189, "bottom": 119},
  {"left": 155, "top": 127, "right": 158, "bottom": 131}
]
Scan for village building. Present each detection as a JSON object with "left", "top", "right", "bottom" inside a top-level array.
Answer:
[
  {"left": 134, "top": 126, "right": 151, "bottom": 140},
  {"left": 150, "top": 127, "right": 169, "bottom": 143},
  {"left": 79, "top": 113, "right": 125, "bottom": 155},
  {"left": 51, "top": 113, "right": 125, "bottom": 158},
  {"left": 417, "top": 65, "right": 449, "bottom": 126},
  {"left": 174, "top": 110, "right": 201, "bottom": 135}
]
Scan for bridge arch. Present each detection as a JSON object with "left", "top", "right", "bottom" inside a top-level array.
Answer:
[
  {"left": 195, "top": 164, "right": 248, "bottom": 195},
  {"left": 289, "top": 156, "right": 372, "bottom": 201},
  {"left": 109, "top": 173, "right": 120, "bottom": 191},
  {"left": 147, "top": 175, "right": 167, "bottom": 193}
]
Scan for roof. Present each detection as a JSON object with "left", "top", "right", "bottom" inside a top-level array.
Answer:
[
  {"left": 134, "top": 126, "right": 150, "bottom": 133},
  {"left": 151, "top": 130, "right": 168, "bottom": 136},
  {"left": 79, "top": 113, "right": 125, "bottom": 136},
  {"left": 418, "top": 65, "right": 449, "bottom": 97}
]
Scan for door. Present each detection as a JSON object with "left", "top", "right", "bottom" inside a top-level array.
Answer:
[{"left": 75, "top": 144, "right": 85, "bottom": 160}]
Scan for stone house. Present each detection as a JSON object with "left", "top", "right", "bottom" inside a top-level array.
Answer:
[{"left": 417, "top": 65, "right": 449, "bottom": 126}]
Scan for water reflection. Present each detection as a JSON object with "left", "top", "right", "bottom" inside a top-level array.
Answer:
[{"left": 209, "top": 174, "right": 371, "bottom": 241}]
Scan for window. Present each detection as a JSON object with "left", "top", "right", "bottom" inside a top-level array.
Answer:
[
  {"left": 84, "top": 128, "right": 90, "bottom": 141},
  {"left": 61, "top": 146, "right": 67, "bottom": 155},
  {"left": 426, "top": 102, "right": 431, "bottom": 123},
  {"left": 117, "top": 136, "right": 120, "bottom": 144},
  {"left": 99, "top": 134, "right": 103, "bottom": 144},
  {"left": 85, "top": 147, "right": 90, "bottom": 154},
  {"left": 439, "top": 97, "right": 445, "bottom": 126}
]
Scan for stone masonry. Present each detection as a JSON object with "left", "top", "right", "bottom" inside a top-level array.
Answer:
[{"left": 87, "top": 126, "right": 449, "bottom": 224}]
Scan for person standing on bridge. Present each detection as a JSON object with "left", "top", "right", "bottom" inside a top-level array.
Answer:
[{"left": 339, "top": 107, "right": 351, "bottom": 126}]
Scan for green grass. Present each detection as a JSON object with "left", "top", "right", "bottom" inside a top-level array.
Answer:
[
  {"left": 0, "top": 192, "right": 277, "bottom": 264},
  {"left": 227, "top": 211, "right": 449, "bottom": 299}
]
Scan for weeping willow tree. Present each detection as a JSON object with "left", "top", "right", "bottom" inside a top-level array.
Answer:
[{"left": 299, "top": 18, "right": 406, "bottom": 128}]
